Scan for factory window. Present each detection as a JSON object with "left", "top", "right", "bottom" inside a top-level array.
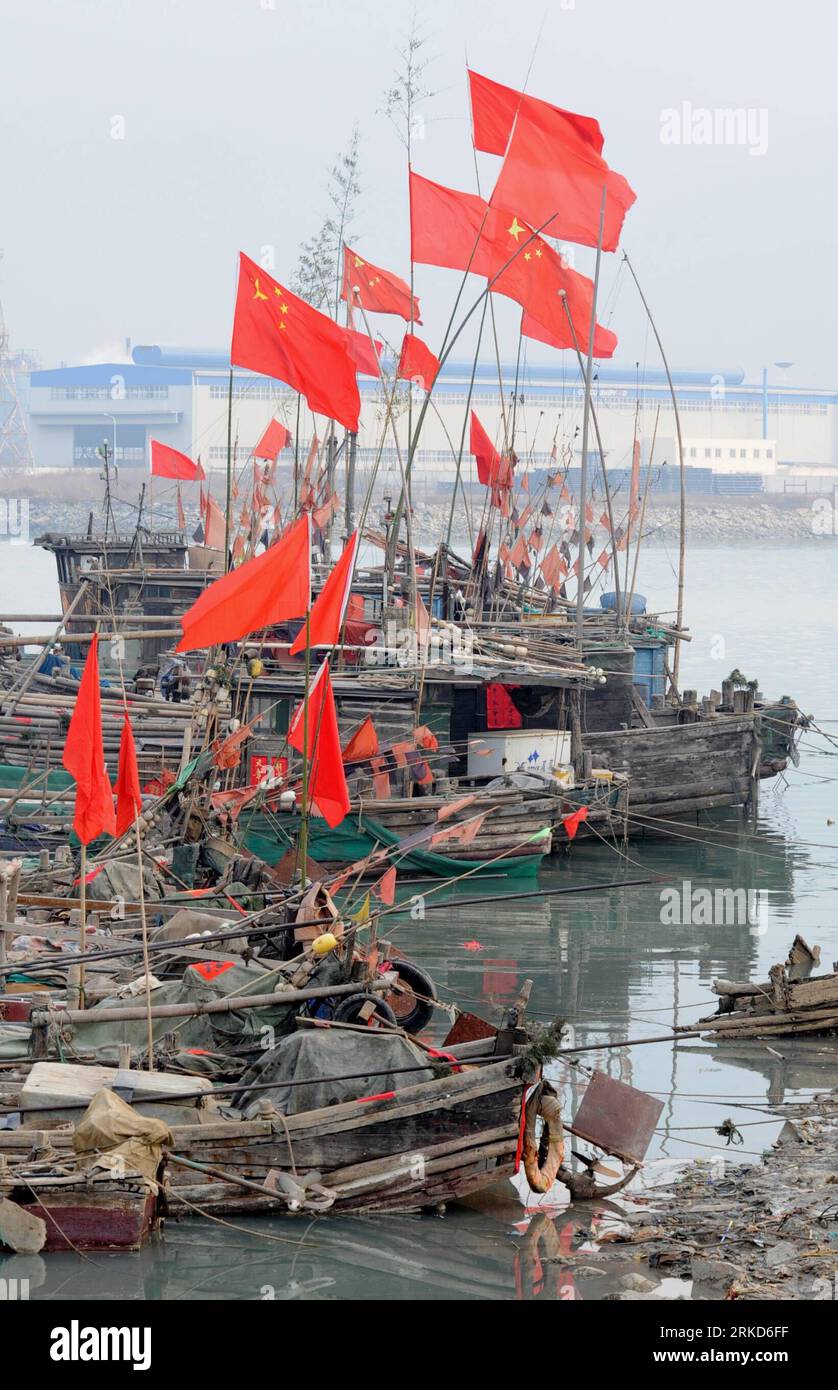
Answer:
[
  {"left": 704, "top": 448, "right": 711, "bottom": 458},
  {"left": 740, "top": 449, "right": 747, "bottom": 458},
  {"left": 689, "top": 447, "right": 697, "bottom": 457},
  {"left": 729, "top": 448, "right": 736, "bottom": 457},
  {"left": 754, "top": 448, "right": 760, "bottom": 459},
  {"left": 714, "top": 448, "right": 722, "bottom": 458},
  {"left": 766, "top": 448, "right": 774, "bottom": 459}
]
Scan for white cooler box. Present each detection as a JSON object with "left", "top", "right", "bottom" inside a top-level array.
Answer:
[{"left": 467, "top": 729, "right": 572, "bottom": 779}]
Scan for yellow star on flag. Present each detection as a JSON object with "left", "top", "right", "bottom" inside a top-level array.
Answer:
[
  {"left": 252, "top": 278, "right": 269, "bottom": 300},
  {"left": 508, "top": 216, "right": 526, "bottom": 241}
]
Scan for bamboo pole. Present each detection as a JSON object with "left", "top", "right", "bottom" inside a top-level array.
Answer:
[
  {"left": 623, "top": 252, "right": 687, "bottom": 690},
  {"left": 134, "top": 810, "right": 154, "bottom": 1070},
  {"left": 575, "top": 186, "right": 608, "bottom": 650},
  {"left": 2, "top": 581, "right": 90, "bottom": 714}
]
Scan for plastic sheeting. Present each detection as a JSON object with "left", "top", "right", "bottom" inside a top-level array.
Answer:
[{"left": 234, "top": 1028, "right": 436, "bottom": 1116}]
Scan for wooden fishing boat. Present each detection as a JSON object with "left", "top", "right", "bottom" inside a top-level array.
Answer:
[{"left": 681, "top": 937, "right": 838, "bottom": 1042}]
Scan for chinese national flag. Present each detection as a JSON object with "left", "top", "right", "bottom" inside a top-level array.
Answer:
[
  {"left": 342, "top": 244, "right": 421, "bottom": 322},
  {"left": 177, "top": 513, "right": 310, "bottom": 651},
  {"left": 489, "top": 97, "right": 636, "bottom": 251},
  {"left": 396, "top": 333, "right": 440, "bottom": 391},
  {"left": 232, "top": 252, "right": 361, "bottom": 431},
  {"left": 289, "top": 530, "right": 359, "bottom": 655},
  {"left": 468, "top": 69, "right": 604, "bottom": 158},
  {"left": 150, "top": 441, "right": 205, "bottom": 481},
  {"left": 288, "top": 658, "right": 351, "bottom": 828},
  {"left": 409, "top": 172, "right": 615, "bottom": 355},
  {"left": 342, "top": 715, "right": 379, "bottom": 763},
  {"left": 253, "top": 419, "right": 291, "bottom": 461},
  {"left": 62, "top": 634, "right": 115, "bottom": 845},
  {"left": 114, "top": 713, "right": 143, "bottom": 837}
]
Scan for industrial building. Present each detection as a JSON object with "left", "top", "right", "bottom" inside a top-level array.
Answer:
[{"left": 23, "top": 346, "right": 838, "bottom": 494}]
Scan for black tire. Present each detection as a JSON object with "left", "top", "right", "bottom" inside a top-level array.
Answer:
[
  {"left": 332, "top": 992, "right": 398, "bottom": 1027},
  {"left": 382, "top": 958, "right": 437, "bottom": 1033}
]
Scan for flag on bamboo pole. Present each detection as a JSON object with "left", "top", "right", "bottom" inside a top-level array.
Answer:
[
  {"left": 469, "top": 411, "right": 512, "bottom": 492},
  {"left": 342, "top": 715, "right": 379, "bottom": 763},
  {"left": 253, "top": 418, "right": 291, "bottom": 461},
  {"left": 231, "top": 252, "right": 361, "bottom": 431},
  {"left": 62, "top": 634, "right": 115, "bottom": 844},
  {"left": 468, "top": 69, "right": 604, "bottom": 158},
  {"left": 342, "top": 244, "right": 421, "bottom": 322},
  {"left": 345, "top": 327, "right": 383, "bottom": 378},
  {"left": 409, "top": 171, "right": 616, "bottom": 355},
  {"left": 177, "top": 513, "right": 310, "bottom": 651},
  {"left": 203, "top": 494, "right": 227, "bottom": 551},
  {"left": 372, "top": 866, "right": 397, "bottom": 906},
  {"left": 627, "top": 436, "right": 642, "bottom": 541},
  {"left": 176, "top": 486, "right": 186, "bottom": 530},
  {"left": 562, "top": 805, "right": 590, "bottom": 840},
  {"left": 150, "top": 440, "right": 205, "bottom": 481},
  {"left": 396, "top": 333, "right": 440, "bottom": 392},
  {"left": 489, "top": 96, "right": 636, "bottom": 251},
  {"left": 289, "top": 530, "right": 359, "bottom": 655},
  {"left": 114, "top": 713, "right": 143, "bottom": 837},
  {"left": 287, "top": 658, "right": 351, "bottom": 828}
]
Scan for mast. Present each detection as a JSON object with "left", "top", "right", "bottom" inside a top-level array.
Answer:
[
  {"left": 623, "top": 252, "right": 686, "bottom": 691},
  {"left": 575, "top": 186, "right": 608, "bottom": 650}
]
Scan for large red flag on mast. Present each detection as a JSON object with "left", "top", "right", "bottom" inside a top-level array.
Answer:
[
  {"left": 231, "top": 253, "right": 361, "bottom": 432},
  {"left": 289, "top": 531, "right": 359, "bottom": 655},
  {"left": 114, "top": 713, "right": 143, "bottom": 837},
  {"left": 287, "top": 659, "right": 351, "bottom": 828},
  {"left": 177, "top": 514, "right": 310, "bottom": 651},
  {"left": 489, "top": 97, "right": 636, "bottom": 251},
  {"left": 409, "top": 172, "right": 616, "bottom": 356},
  {"left": 468, "top": 69, "right": 604, "bottom": 158},
  {"left": 62, "top": 634, "right": 115, "bottom": 844}
]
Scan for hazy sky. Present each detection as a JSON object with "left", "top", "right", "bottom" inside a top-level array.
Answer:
[{"left": 3, "top": 0, "right": 835, "bottom": 385}]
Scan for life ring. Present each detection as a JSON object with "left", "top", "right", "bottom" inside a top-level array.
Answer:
[{"left": 523, "top": 1086, "right": 565, "bottom": 1194}]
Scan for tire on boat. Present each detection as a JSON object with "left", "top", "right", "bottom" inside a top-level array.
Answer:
[
  {"left": 381, "top": 958, "right": 437, "bottom": 1033},
  {"left": 332, "top": 991, "right": 399, "bottom": 1027},
  {"left": 523, "top": 1084, "right": 564, "bottom": 1194}
]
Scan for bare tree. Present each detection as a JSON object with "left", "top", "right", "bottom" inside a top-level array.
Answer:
[{"left": 293, "top": 126, "right": 362, "bottom": 317}]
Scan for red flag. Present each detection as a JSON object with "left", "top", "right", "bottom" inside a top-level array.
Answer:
[
  {"left": 288, "top": 659, "right": 350, "bottom": 828},
  {"left": 628, "top": 436, "right": 642, "bottom": 542},
  {"left": 150, "top": 440, "right": 205, "bottom": 482},
  {"left": 176, "top": 486, "right": 186, "bottom": 530},
  {"left": 231, "top": 252, "right": 360, "bottom": 431},
  {"left": 521, "top": 308, "right": 617, "bottom": 360},
  {"left": 253, "top": 418, "right": 291, "bottom": 461},
  {"left": 62, "top": 634, "right": 115, "bottom": 845},
  {"left": 289, "top": 530, "right": 359, "bottom": 655},
  {"left": 204, "top": 495, "right": 227, "bottom": 551},
  {"left": 410, "top": 172, "right": 615, "bottom": 354},
  {"left": 562, "top": 805, "right": 589, "bottom": 840},
  {"left": 342, "top": 715, "right": 379, "bottom": 762},
  {"left": 490, "top": 97, "right": 636, "bottom": 251},
  {"left": 114, "top": 713, "right": 142, "bottom": 837},
  {"left": 342, "top": 244, "right": 421, "bottom": 322},
  {"left": 468, "top": 69, "right": 604, "bottom": 158},
  {"left": 372, "top": 866, "right": 397, "bottom": 906},
  {"left": 177, "top": 514, "right": 310, "bottom": 651},
  {"left": 345, "top": 327, "right": 383, "bottom": 379},
  {"left": 396, "top": 333, "right": 440, "bottom": 391},
  {"left": 469, "top": 411, "right": 512, "bottom": 490}
]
